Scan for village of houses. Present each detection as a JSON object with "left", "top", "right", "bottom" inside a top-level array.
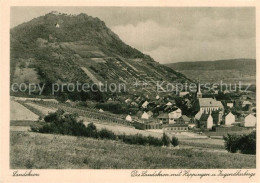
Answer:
[{"left": 117, "top": 83, "right": 257, "bottom": 137}]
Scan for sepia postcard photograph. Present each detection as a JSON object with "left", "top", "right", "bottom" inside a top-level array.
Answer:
[{"left": 0, "top": 0, "right": 259, "bottom": 183}]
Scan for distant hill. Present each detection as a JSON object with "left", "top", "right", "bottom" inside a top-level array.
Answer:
[
  {"left": 165, "top": 59, "right": 256, "bottom": 84},
  {"left": 10, "top": 11, "right": 189, "bottom": 101}
]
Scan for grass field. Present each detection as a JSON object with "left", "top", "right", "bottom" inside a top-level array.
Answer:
[
  {"left": 10, "top": 120, "right": 38, "bottom": 126},
  {"left": 180, "top": 139, "right": 224, "bottom": 150},
  {"left": 10, "top": 100, "right": 39, "bottom": 121},
  {"left": 10, "top": 131, "right": 256, "bottom": 169},
  {"left": 203, "top": 130, "right": 254, "bottom": 137}
]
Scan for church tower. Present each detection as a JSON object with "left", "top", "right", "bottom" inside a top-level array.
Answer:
[{"left": 197, "top": 80, "right": 202, "bottom": 98}]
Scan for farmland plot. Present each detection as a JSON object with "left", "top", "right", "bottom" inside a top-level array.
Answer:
[
  {"left": 10, "top": 100, "right": 39, "bottom": 121},
  {"left": 25, "top": 102, "right": 56, "bottom": 115}
]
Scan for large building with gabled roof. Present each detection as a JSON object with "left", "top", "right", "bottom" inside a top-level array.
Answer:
[{"left": 198, "top": 98, "right": 224, "bottom": 113}]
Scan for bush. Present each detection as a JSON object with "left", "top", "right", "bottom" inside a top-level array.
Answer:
[
  {"left": 98, "top": 129, "right": 117, "bottom": 140},
  {"left": 117, "top": 134, "right": 163, "bottom": 147},
  {"left": 223, "top": 134, "right": 241, "bottom": 153},
  {"left": 161, "top": 133, "right": 171, "bottom": 146},
  {"left": 147, "top": 135, "right": 163, "bottom": 146},
  {"left": 118, "top": 134, "right": 147, "bottom": 145},
  {"left": 32, "top": 110, "right": 88, "bottom": 136},
  {"left": 171, "top": 136, "right": 179, "bottom": 147},
  {"left": 223, "top": 131, "right": 256, "bottom": 154},
  {"left": 86, "top": 123, "right": 96, "bottom": 131},
  {"left": 239, "top": 131, "right": 256, "bottom": 154},
  {"left": 43, "top": 109, "right": 65, "bottom": 123},
  {"left": 86, "top": 123, "right": 98, "bottom": 138}
]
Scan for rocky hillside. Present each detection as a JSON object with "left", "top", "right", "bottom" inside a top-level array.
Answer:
[
  {"left": 165, "top": 59, "right": 256, "bottom": 84},
  {"left": 10, "top": 11, "right": 189, "bottom": 101}
]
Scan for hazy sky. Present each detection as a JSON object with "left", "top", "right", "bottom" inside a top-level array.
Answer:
[{"left": 11, "top": 7, "right": 256, "bottom": 63}]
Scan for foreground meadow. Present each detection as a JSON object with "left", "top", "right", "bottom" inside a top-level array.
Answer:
[{"left": 10, "top": 131, "right": 256, "bottom": 169}]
